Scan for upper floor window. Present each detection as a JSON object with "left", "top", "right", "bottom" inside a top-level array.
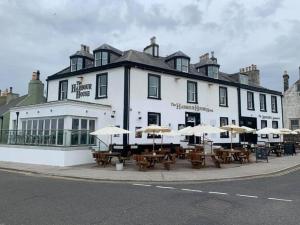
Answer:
[
  {"left": 96, "top": 73, "right": 108, "bottom": 98},
  {"left": 207, "top": 66, "right": 219, "bottom": 79},
  {"left": 247, "top": 91, "right": 254, "bottom": 110},
  {"left": 148, "top": 74, "right": 161, "bottom": 99},
  {"left": 271, "top": 96, "right": 278, "bottom": 113},
  {"left": 259, "top": 94, "right": 267, "bottom": 112},
  {"left": 71, "top": 57, "right": 83, "bottom": 72},
  {"left": 58, "top": 80, "right": 68, "bottom": 100},
  {"left": 219, "top": 87, "right": 228, "bottom": 107},
  {"left": 239, "top": 74, "right": 249, "bottom": 85},
  {"left": 95, "top": 51, "right": 109, "bottom": 66},
  {"left": 176, "top": 58, "right": 189, "bottom": 73},
  {"left": 187, "top": 81, "right": 197, "bottom": 103}
]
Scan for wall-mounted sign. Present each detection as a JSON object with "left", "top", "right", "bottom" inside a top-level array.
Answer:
[
  {"left": 71, "top": 81, "right": 92, "bottom": 99},
  {"left": 171, "top": 102, "right": 213, "bottom": 112},
  {"left": 261, "top": 115, "right": 280, "bottom": 120}
]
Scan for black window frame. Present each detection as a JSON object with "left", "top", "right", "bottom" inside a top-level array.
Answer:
[
  {"left": 175, "top": 58, "right": 189, "bottom": 73},
  {"left": 220, "top": 117, "right": 229, "bottom": 138},
  {"left": 58, "top": 80, "right": 68, "bottom": 101},
  {"left": 272, "top": 121, "right": 279, "bottom": 138},
  {"left": 187, "top": 80, "right": 198, "bottom": 103},
  {"left": 148, "top": 74, "right": 161, "bottom": 100},
  {"left": 95, "top": 73, "right": 108, "bottom": 99},
  {"left": 147, "top": 112, "right": 161, "bottom": 139},
  {"left": 261, "top": 120, "right": 268, "bottom": 139},
  {"left": 70, "top": 57, "right": 84, "bottom": 72},
  {"left": 271, "top": 95, "right": 278, "bottom": 113},
  {"left": 247, "top": 91, "right": 255, "bottom": 110},
  {"left": 219, "top": 86, "right": 228, "bottom": 107},
  {"left": 259, "top": 93, "right": 267, "bottom": 112}
]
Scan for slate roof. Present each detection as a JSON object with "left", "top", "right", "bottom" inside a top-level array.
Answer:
[
  {"left": 0, "top": 95, "right": 28, "bottom": 116},
  {"left": 94, "top": 43, "right": 123, "bottom": 56},
  {"left": 165, "top": 51, "right": 190, "bottom": 61},
  {"left": 48, "top": 45, "right": 282, "bottom": 95},
  {"left": 70, "top": 50, "right": 94, "bottom": 60}
]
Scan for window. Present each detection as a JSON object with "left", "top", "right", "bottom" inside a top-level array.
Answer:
[
  {"left": 220, "top": 117, "right": 229, "bottom": 138},
  {"left": 135, "top": 127, "right": 142, "bottom": 138},
  {"left": 297, "top": 84, "right": 300, "bottom": 92},
  {"left": 247, "top": 91, "right": 254, "bottom": 110},
  {"left": 95, "top": 51, "right": 109, "bottom": 66},
  {"left": 187, "top": 81, "right": 197, "bottom": 103},
  {"left": 272, "top": 121, "right": 279, "bottom": 138},
  {"left": 59, "top": 80, "right": 68, "bottom": 100},
  {"left": 260, "top": 94, "right": 267, "bottom": 111},
  {"left": 271, "top": 96, "right": 278, "bottom": 113},
  {"left": 148, "top": 74, "right": 161, "bottom": 99},
  {"left": 219, "top": 87, "right": 228, "bottom": 107},
  {"left": 148, "top": 112, "right": 161, "bottom": 138},
  {"left": 240, "top": 74, "right": 248, "bottom": 85},
  {"left": 176, "top": 58, "right": 189, "bottom": 72},
  {"left": 70, "top": 57, "right": 83, "bottom": 72},
  {"left": 96, "top": 73, "right": 108, "bottom": 98},
  {"left": 207, "top": 66, "right": 219, "bottom": 79},
  {"left": 261, "top": 120, "right": 268, "bottom": 139},
  {"left": 291, "top": 119, "right": 300, "bottom": 130}
]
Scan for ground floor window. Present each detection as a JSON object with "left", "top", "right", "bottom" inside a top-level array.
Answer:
[
  {"left": 71, "top": 118, "right": 96, "bottom": 145},
  {"left": 261, "top": 120, "right": 268, "bottom": 139},
  {"left": 220, "top": 117, "right": 229, "bottom": 138},
  {"left": 291, "top": 119, "right": 299, "bottom": 130},
  {"left": 147, "top": 112, "right": 161, "bottom": 138},
  {"left": 272, "top": 121, "right": 279, "bottom": 138}
]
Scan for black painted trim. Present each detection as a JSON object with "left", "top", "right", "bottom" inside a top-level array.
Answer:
[
  {"left": 281, "top": 95, "right": 284, "bottom": 128},
  {"left": 220, "top": 117, "right": 229, "bottom": 138},
  {"left": 237, "top": 87, "right": 241, "bottom": 142},
  {"left": 95, "top": 73, "right": 108, "bottom": 99},
  {"left": 148, "top": 73, "right": 161, "bottom": 100},
  {"left": 46, "top": 80, "right": 49, "bottom": 101},
  {"left": 219, "top": 86, "right": 228, "bottom": 107},
  {"left": 147, "top": 112, "right": 161, "bottom": 139},
  {"left": 187, "top": 80, "right": 198, "bottom": 104},
  {"left": 123, "top": 66, "right": 130, "bottom": 145},
  {"left": 46, "top": 60, "right": 282, "bottom": 96}
]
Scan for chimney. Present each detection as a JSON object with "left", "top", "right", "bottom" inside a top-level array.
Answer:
[
  {"left": 32, "top": 71, "right": 37, "bottom": 80},
  {"left": 240, "top": 64, "right": 260, "bottom": 86},
  {"left": 143, "top": 36, "right": 159, "bottom": 57},
  {"left": 283, "top": 70, "right": 289, "bottom": 92},
  {"left": 37, "top": 70, "right": 40, "bottom": 80},
  {"left": 81, "top": 44, "right": 90, "bottom": 53}
]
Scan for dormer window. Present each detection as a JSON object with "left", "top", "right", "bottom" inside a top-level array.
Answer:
[
  {"left": 239, "top": 74, "right": 249, "bottom": 85},
  {"left": 176, "top": 58, "right": 189, "bottom": 73},
  {"left": 70, "top": 57, "right": 83, "bottom": 72},
  {"left": 95, "top": 51, "right": 109, "bottom": 66},
  {"left": 207, "top": 65, "right": 218, "bottom": 79}
]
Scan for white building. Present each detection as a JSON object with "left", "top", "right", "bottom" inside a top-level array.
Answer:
[{"left": 2, "top": 38, "right": 283, "bottom": 166}]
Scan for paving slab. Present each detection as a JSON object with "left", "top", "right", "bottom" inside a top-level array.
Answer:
[{"left": 0, "top": 154, "right": 299, "bottom": 182}]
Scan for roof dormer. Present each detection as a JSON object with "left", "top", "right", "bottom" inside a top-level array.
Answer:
[
  {"left": 93, "top": 44, "right": 122, "bottom": 67},
  {"left": 70, "top": 44, "right": 94, "bottom": 72},
  {"left": 165, "top": 51, "right": 190, "bottom": 73},
  {"left": 143, "top": 37, "right": 159, "bottom": 57},
  {"left": 195, "top": 52, "right": 220, "bottom": 79}
]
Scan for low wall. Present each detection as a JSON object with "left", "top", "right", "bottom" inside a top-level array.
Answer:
[{"left": 0, "top": 145, "right": 94, "bottom": 167}]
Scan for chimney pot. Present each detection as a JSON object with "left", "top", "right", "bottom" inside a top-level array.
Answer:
[
  {"left": 36, "top": 70, "right": 40, "bottom": 80},
  {"left": 150, "top": 36, "right": 156, "bottom": 44},
  {"left": 283, "top": 70, "right": 289, "bottom": 92},
  {"left": 9, "top": 87, "right": 12, "bottom": 93},
  {"left": 32, "top": 71, "right": 37, "bottom": 80}
]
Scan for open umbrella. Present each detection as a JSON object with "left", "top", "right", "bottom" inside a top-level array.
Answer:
[
  {"left": 221, "top": 124, "right": 247, "bottom": 150},
  {"left": 256, "top": 127, "right": 281, "bottom": 145},
  {"left": 90, "top": 125, "right": 130, "bottom": 150},
  {"left": 136, "top": 125, "right": 171, "bottom": 151},
  {"left": 177, "top": 126, "right": 193, "bottom": 135},
  {"left": 157, "top": 130, "right": 181, "bottom": 150}
]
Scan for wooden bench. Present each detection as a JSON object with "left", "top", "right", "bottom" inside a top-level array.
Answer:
[
  {"left": 189, "top": 153, "right": 205, "bottom": 169},
  {"left": 162, "top": 154, "right": 176, "bottom": 170},
  {"left": 134, "top": 155, "right": 150, "bottom": 171}
]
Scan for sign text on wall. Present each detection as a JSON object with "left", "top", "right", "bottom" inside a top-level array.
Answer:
[
  {"left": 171, "top": 102, "right": 213, "bottom": 112},
  {"left": 71, "top": 81, "right": 92, "bottom": 99}
]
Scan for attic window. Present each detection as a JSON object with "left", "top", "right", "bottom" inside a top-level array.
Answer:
[
  {"left": 207, "top": 65, "right": 218, "bottom": 79},
  {"left": 71, "top": 57, "right": 83, "bottom": 72},
  {"left": 176, "top": 58, "right": 189, "bottom": 73},
  {"left": 240, "top": 74, "right": 249, "bottom": 85},
  {"left": 95, "top": 51, "right": 109, "bottom": 66}
]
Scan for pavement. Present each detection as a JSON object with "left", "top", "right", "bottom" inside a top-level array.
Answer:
[
  {"left": 0, "top": 168, "right": 300, "bottom": 225},
  {"left": 0, "top": 154, "right": 299, "bottom": 182}
]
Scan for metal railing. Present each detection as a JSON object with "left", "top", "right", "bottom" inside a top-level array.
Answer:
[{"left": 0, "top": 129, "right": 107, "bottom": 149}]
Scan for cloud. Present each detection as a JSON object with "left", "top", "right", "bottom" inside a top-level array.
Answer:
[{"left": 255, "top": 0, "right": 283, "bottom": 17}]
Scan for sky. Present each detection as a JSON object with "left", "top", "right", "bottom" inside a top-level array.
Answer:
[{"left": 0, "top": 0, "right": 299, "bottom": 95}]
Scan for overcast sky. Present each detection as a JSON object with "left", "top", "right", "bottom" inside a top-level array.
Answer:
[{"left": 0, "top": 0, "right": 299, "bottom": 95}]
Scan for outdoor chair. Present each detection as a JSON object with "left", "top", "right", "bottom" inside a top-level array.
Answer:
[
  {"left": 222, "top": 152, "right": 232, "bottom": 164},
  {"left": 162, "top": 154, "right": 176, "bottom": 170},
  {"left": 120, "top": 150, "right": 132, "bottom": 166},
  {"left": 135, "top": 155, "right": 150, "bottom": 171},
  {"left": 175, "top": 147, "right": 185, "bottom": 159},
  {"left": 95, "top": 153, "right": 110, "bottom": 167},
  {"left": 189, "top": 153, "right": 205, "bottom": 169}
]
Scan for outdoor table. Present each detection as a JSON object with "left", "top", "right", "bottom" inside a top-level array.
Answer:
[
  {"left": 142, "top": 154, "right": 165, "bottom": 168},
  {"left": 218, "top": 149, "right": 242, "bottom": 162},
  {"left": 200, "top": 153, "right": 221, "bottom": 168},
  {"left": 93, "top": 152, "right": 121, "bottom": 165}
]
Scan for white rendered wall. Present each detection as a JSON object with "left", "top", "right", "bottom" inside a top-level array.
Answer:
[
  {"left": 240, "top": 89, "right": 283, "bottom": 142},
  {"left": 0, "top": 145, "right": 94, "bottom": 167}
]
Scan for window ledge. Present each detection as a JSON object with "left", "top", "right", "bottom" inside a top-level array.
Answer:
[
  {"left": 95, "top": 96, "right": 107, "bottom": 99},
  {"left": 148, "top": 97, "right": 161, "bottom": 100}
]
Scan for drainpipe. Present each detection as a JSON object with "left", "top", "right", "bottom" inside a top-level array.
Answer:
[
  {"left": 0, "top": 116, "right": 3, "bottom": 143},
  {"left": 15, "top": 112, "right": 19, "bottom": 143}
]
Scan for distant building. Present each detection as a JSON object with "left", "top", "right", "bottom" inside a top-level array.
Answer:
[
  {"left": 282, "top": 68, "right": 300, "bottom": 130},
  {"left": 0, "top": 71, "right": 46, "bottom": 142}
]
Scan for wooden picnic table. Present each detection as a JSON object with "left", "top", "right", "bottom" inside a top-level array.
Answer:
[
  {"left": 215, "top": 149, "right": 242, "bottom": 163},
  {"left": 142, "top": 154, "right": 165, "bottom": 168},
  {"left": 196, "top": 153, "right": 221, "bottom": 168},
  {"left": 92, "top": 151, "right": 121, "bottom": 166}
]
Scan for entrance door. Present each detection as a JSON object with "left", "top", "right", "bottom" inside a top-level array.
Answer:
[
  {"left": 240, "top": 117, "right": 257, "bottom": 144},
  {"left": 185, "top": 112, "right": 201, "bottom": 144}
]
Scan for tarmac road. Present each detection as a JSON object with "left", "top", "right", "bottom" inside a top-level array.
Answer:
[{"left": 0, "top": 168, "right": 299, "bottom": 225}]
